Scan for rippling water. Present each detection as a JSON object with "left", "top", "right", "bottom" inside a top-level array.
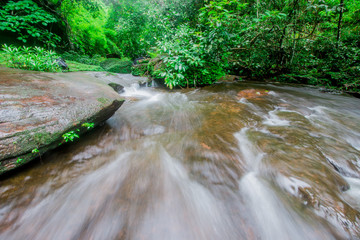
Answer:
[{"left": 1, "top": 78, "right": 360, "bottom": 239}]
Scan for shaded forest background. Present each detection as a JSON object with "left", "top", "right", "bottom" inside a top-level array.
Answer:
[{"left": 0, "top": 0, "right": 359, "bottom": 90}]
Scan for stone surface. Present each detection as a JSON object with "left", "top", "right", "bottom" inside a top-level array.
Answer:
[
  {"left": 237, "top": 89, "right": 269, "bottom": 99},
  {"left": 86, "top": 72, "right": 148, "bottom": 87},
  {"left": 217, "top": 75, "right": 240, "bottom": 83},
  {"left": 0, "top": 67, "right": 124, "bottom": 175},
  {"left": 108, "top": 82, "right": 124, "bottom": 93}
]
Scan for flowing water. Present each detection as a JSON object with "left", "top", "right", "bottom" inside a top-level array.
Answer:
[{"left": 1, "top": 77, "right": 360, "bottom": 240}]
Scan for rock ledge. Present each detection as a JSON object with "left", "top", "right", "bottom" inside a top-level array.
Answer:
[{"left": 0, "top": 68, "right": 124, "bottom": 175}]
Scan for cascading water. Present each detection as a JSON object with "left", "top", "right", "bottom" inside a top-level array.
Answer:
[{"left": 0, "top": 76, "right": 360, "bottom": 239}]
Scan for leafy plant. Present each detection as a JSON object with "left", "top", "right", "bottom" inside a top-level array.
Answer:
[
  {"left": 32, "top": 148, "right": 39, "bottom": 154},
  {"left": 62, "top": 130, "right": 80, "bottom": 142},
  {"left": 81, "top": 122, "right": 95, "bottom": 129},
  {"left": 2, "top": 44, "right": 60, "bottom": 72},
  {"left": 155, "top": 23, "right": 226, "bottom": 88},
  {"left": 0, "top": 0, "right": 61, "bottom": 47},
  {"left": 16, "top": 158, "right": 25, "bottom": 164}
]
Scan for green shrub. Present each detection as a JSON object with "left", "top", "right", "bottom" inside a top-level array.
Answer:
[
  {"left": 100, "top": 58, "right": 132, "bottom": 73},
  {"left": 2, "top": 44, "right": 60, "bottom": 72},
  {"left": 132, "top": 64, "right": 147, "bottom": 76},
  {"left": 156, "top": 25, "right": 226, "bottom": 88},
  {"left": 61, "top": 51, "right": 103, "bottom": 65}
]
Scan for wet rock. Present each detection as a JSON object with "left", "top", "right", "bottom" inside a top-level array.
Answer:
[
  {"left": 0, "top": 67, "right": 124, "bottom": 175},
  {"left": 56, "top": 57, "right": 69, "bottom": 71},
  {"left": 138, "top": 79, "right": 148, "bottom": 87},
  {"left": 108, "top": 82, "right": 124, "bottom": 93},
  {"left": 218, "top": 75, "right": 240, "bottom": 83},
  {"left": 237, "top": 89, "right": 269, "bottom": 100},
  {"left": 133, "top": 57, "right": 150, "bottom": 65}
]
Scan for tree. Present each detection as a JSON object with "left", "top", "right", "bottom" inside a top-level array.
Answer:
[{"left": 0, "top": 0, "right": 61, "bottom": 47}]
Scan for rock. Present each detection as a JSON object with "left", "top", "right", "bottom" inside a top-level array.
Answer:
[
  {"left": 86, "top": 72, "right": 148, "bottom": 88},
  {"left": 133, "top": 57, "right": 150, "bottom": 65},
  {"left": 138, "top": 79, "right": 148, "bottom": 87},
  {"left": 218, "top": 75, "right": 240, "bottom": 83},
  {"left": 0, "top": 67, "right": 124, "bottom": 175},
  {"left": 345, "top": 91, "right": 360, "bottom": 99},
  {"left": 108, "top": 82, "right": 124, "bottom": 93},
  {"left": 56, "top": 57, "right": 69, "bottom": 71},
  {"left": 237, "top": 89, "right": 269, "bottom": 99}
]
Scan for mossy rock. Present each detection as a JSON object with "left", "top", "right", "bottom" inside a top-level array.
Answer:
[{"left": 100, "top": 58, "right": 132, "bottom": 74}]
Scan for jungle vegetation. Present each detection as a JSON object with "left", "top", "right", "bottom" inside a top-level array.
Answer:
[{"left": 0, "top": 0, "right": 359, "bottom": 90}]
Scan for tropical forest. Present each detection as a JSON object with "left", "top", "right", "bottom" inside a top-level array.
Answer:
[{"left": 0, "top": 0, "right": 359, "bottom": 90}]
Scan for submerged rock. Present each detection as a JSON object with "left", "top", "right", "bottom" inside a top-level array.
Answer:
[
  {"left": 108, "top": 82, "right": 124, "bottom": 93},
  {"left": 237, "top": 89, "right": 269, "bottom": 99},
  {"left": 0, "top": 67, "right": 124, "bottom": 175}
]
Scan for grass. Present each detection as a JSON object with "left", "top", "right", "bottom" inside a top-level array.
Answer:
[
  {"left": 0, "top": 50, "right": 107, "bottom": 72},
  {"left": 0, "top": 50, "right": 104, "bottom": 72},
  {"left": 0, "top": 52, "right": 8, "bottom": 66},
  {"left": 64, "top": 60, "right": 104, "bottom": 72}
]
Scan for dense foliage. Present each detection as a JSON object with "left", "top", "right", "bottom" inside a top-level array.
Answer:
[
  {"left": 0, "top": 0, "right": 60, "bottom": 47},
  {"left": 0, "top": 0, "right": 359, "bottom": 90},
  {"left": 2, "top": 44, "right": 60, "bottom": 71}
]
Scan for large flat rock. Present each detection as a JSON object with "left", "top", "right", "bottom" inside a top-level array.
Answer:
[{"left": 0, "top": 67, "right": 124, "bottom": 175}]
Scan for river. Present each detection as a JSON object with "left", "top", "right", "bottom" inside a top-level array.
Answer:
[{"left": 0, "top": 76, "right": 360, "bottom": 239}]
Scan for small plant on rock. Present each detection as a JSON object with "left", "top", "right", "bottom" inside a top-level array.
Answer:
[
  {"left": 82, "top": 122, "right": 95, "bottom": 129},
  {"left": 62, "top": 130, "right": 80, "bottom": 142},
  {"left": 32, "top": 148, "right": 39, "bottom": 154},
  {"left": 16, "top": 158, "right": 25, "bottom": 164}
]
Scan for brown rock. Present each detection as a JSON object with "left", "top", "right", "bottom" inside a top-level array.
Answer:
[
  {"left": 237, "top": 89, "right": 269, "bottom": 100},
  {"left": 0, "top": 67, "right": 124, "bottom": 175}
]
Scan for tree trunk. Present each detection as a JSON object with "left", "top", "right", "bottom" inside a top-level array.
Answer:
[{"left": 336, "top": 0, "right": 344, "bottom": 48}]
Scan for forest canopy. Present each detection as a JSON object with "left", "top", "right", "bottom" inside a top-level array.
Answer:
[{"left": 0, "top": 0, "right": 359, "bottom": 90}]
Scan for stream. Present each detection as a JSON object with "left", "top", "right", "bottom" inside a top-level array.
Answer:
[{"left": 1, "top": 76, "right": 360, "bottom": 239}]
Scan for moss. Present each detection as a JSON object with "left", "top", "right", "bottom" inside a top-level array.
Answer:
[
  {"left": 33, "top": 132, "right": 53, "bottom": 145},
  {"left": 97, "top": 97, "right": 110, "bottom": 104}
]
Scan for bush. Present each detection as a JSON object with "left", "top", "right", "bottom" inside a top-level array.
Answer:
[
  {"left": 100, "top": 58, "right": 132, "bottom": 73},
  {"left": 61, "top": 51, "right": 103, "bottom": 65},
  {"left": 155, "top": 25, "right": 226, "bottom": 88},
  {"left": 132, "top": 63, "right": 148, "bottom": 76},
  {"left": 2, "top": 44, "right": 60, "bottom": 72}
]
